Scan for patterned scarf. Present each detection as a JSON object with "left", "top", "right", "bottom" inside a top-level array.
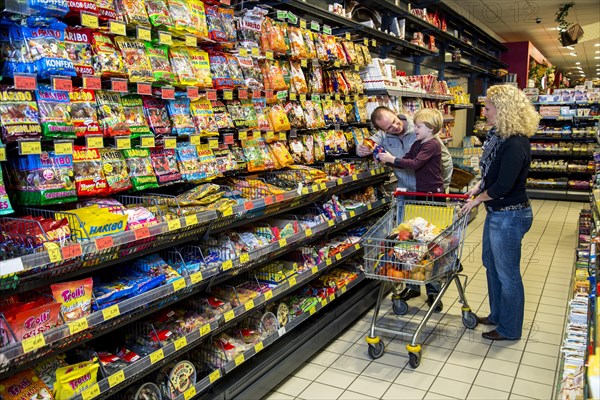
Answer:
[{"left": 479, "top": 127, "right": 505, "bottom": 191}]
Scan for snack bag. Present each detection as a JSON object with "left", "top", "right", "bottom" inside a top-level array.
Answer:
[
  {"left": 167, "top": 96, "right": 196, "bottom": 136},
  {"left": 121, "top": 94, "right": 152, "bottom": 138},
  {"left": 143, "top": 96, "right": 172, "bottom": 136},
  {"left": 290, "top": 61, "right": 308, "bottom": 94},
  {"left": 342, "top": 41, "right": 357, "bottom": 64},
  {"left": 35, "top": 87, "right": 75, "bottom": 139},
  {"left": 197, "top": 146, "right": 218, "bottom": 178},
  {"left": 288, "top": 26, "right": 308, "bottom": 60},
  {"left": 280, "top": 60, "right": 291, "bottom": 89},
  {"left": 54, "top": 361, "right": 99, "bottom": 398},
  {"left": 0, "top": 89, "right": 42, "bottom": 143},
  {"left": 262, "top": 18, "right": 287, "bottom": 55},
  {"left": 2, "top": 299, "right": 62, "bottom": 341},
  {"left": 0, "top": 169, "right": 14, "bottom": 215},
  {"left": 123, "top": 148, "right": 160, "bottom": 190},
  {"left": 96, "top": 91, "right": 130, "bottom": 137},
  {"left": 92, "top": 32, "right": 126, "bottom": 77},
  {"left": 288, "top": 138, "right": 304, "bottom": 164},
  {"left": 33, "top": 355, "right": 67, "bottom": 393},
  {"left": 252, "top": 98, "right": 271, "bottom": 131},
  {"left": 209, "top": 52, "right": 234, "bottom": 89},
  {"left": 188, "top": 49, "right": 213, "bottom": 88},
  {"left": 269, "top": 141, "right": 293, "bottom": 167},
  {"left": 176, "top": 143, "right": 203, "bottom": 181},
  {"left": 242, "top": 138, "right": 265, "bottom": 172},
  {"left": 188, "top": 0, "right": 209, "bottom": 38},
  {"left": 22, "top": 23, "right": 76, "bottom": 79},
  {"left": 261, "top": 60, "right": 287, "bottom": 91},
  {"left": 117, "top": 0, "right": 150, "bottom": 25},
  {"left": 145, "top": 43, "right": 175, "bottom": 84},
  {"left": 302, "top": 28, "right": 317, "bottom": 59},
  {"left": 302, "top": 134, "right": 315, "bottom": 163},
  {"left": 1, "top": 25, "right": 33, "bottom": 78},
  {"left": 314, "top": 33, "right": 328, "bottom": 62},
  {"left": 225, "top": 53, "right": 244, "bottom": 87},
  {"left": 100, "top": 149, "right": 132, "bottom": 193},
  {"left": 115, "top": 37, "right": 154, "bottom": 82},
  {"left": 313, "top": 131, "right": 325, "bottom": 161},
  {"left": 50, "top": 277, "right": 93, "bottom": 322},
  {"left": 150, "top": 148, "right": 182, "bottom": 185},
  {"left": 237, "top": 56, "right": 263, "bottom": 89},
  {"left": 169, "top": 47, "right": 196, "bottom": 86},
  {"left": 30, "top": 0, "right": 69, "bottom": 16},
  {"left": 0, "top": 369, "right": 54, "bottom": 400},
  {"left": 267, "top": 103, "right": 291, "bottom": 132},
  {"left": 73, "top": 146, "right": 109, "bottom": 197},
  {"left": 97, "top": 0, "right": 119, "bottom": 19},
  {"left": 283, "top": 101, "right": 306, "bottom": 129},
  {"left": 69, "top": 89, "right": 100, "bottom": 137},
  {"left": 227, "top": 100, "right": 258, "bottom": 129},
  {"left": 211, "top": 100, "right": 234, "bottom": 129},
  {"left": 190, "top": 99, "right": 218, "bottom": 135},
  {"left": 219, "top": 7, "right": 236, "bottom": 43},
  {"left": 168, "top": 0, "right": 193, "bottom": 32},
  {"left": 205, "top": 4, "right": 227, "bottom": 42},
  {"left": 145, "top": 0, "right": 174, "bottom": 28},
  {"left": 308, "top": 65, "right": 324, "bottom": 93},
  {"left": 65, "top": 27, "right": 96, "bottom": 76},
  {"left": 238, "top": 7, "right": 266, "bottom": 50}
]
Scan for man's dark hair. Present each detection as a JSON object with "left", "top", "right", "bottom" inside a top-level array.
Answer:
[{"left": 371, "top": 106, "right": 395, "bottom": 130}]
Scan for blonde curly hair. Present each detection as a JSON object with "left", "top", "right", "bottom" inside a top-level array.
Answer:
[{"left": 486, "top": 85, "right": 540, "bottom": 138}]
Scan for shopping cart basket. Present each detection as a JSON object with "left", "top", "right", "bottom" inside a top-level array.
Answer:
[{"left": 362, "top": 191, "right": 478, "bottom": 368}]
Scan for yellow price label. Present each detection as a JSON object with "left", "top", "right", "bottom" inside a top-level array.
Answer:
[
  {"left": 164, "top": 137, "right": 177, "bottom": 149},
  {"left": 288, "top": 276, "right": 297, "bottom": 286},
  {"left": 321, "top": 299, "right": 327, "bottom": 307},
  {"left": 223, "top": 90, "right": 233, "bottom": 100},
  {"left": 239, "top": 48, "right": 248, "bottom": 56},
  {"left": 149, "top": 349, "right": 164, "bottom": 364},
  {"left": 68, "top": 318, "right": 89, "bottom": 335},
  {"left": 355, "top": 243, "right": 361, "bottom": 250},
  {"left": 328, "top": 220, "right": 335, "bottom": 227},
  {"left": 278, "top": 238, "right": 287, "bottom": 247},
  {"left": 109, "top": 21, "right": 126, "bottom": 36},
  {"left": 244, "top": 300, "right": 255, "bottom": 311},
  {"left": 81, "top": 13, "right": 99, "bottom": 29},
  {"left": 345, "top": 32, "right": 351, "bottom": 40},
  {"left": 22, "top": 334, "right": 46, "bottom": 353},
  {"left": 264, "top": 290, "right": 273, "bottom": 300},
  {"left": 184, "top": 387, "right": 197, "bottom": 400},
  {"left": 185, "top": 214, "right": 198, "bottom": 226},
  {"left": 200, "top": 324, "right": 211, "bottom": 336},
  {"left": 102, "top": 304, "right": 120, "bottom": 321},
  {"left": 301, "top": 59, "right": 307, "bottom": 67},
  {"left": 222, "top": 207, "right": 233, "bottom": 217},
  {"left": 234, "top": 353, "right": 245, "bottom": 366},
  {"left": 167, "top": 219, "right": 182, "bottom": 231},
  {"left": 209, "top": 138, "right": 219, "bottom": 149},
  {"left": 349, "top": 211, "right": 356, "bottom": 217},
  {"left": 221, "top": 259, "right": 233, "bottom": 271},
  {"left": 334, "top": 61, "right": 340, "bottom": 68},
  {"left": 116, "top": 137, "right": 131, "bottom": 149},
  {"left": 254, "top": 342, "right": 264, "bottom": 353},
  {"left": 306, "top": 228, "right": 312, "bottom": 237},
  {"left": 279, "top": 132, "right": 286, "bottom": 140},
  {"left": 108, "top": 370, "right": 125, "bottom": 388},
  {"left": 289, "top": 92, "right": 297, "bottom": 100},
  {"left": 174, "top": 336, "right": 187, "bottom": 351},
  {"left": 238, "top": 131, "right": 247, "bottom": 140},
  {"left": 0, "top": 146, "right": 5, "bottom": 161},
  {"left": 363, "top": 38, "right": 369, "bottom": 46},
  {"left": 266, "top": 131, "right": 275, "bottom": 141},
  {"left": 367, "top": 204, "right": 373, "bottom": 210},
  {"left": 54, "top": 141, "right": 73, "bottom": 154},
  {"left": 311, "top": 184, "right": 319, "bottom": 192},
  {"left": 141, "top": 136, "right": 155, "bottom": 148},
  {"left": 224, "top": 310, "right": 235, "bottom": 322},
  {"left": 20, "top": 141, "right": 41, "bottom": 155},
  {"left": 371, "top": 39, "right": 377, "bottom": 47},
  {"left": 87, "top": 136, "right": 103, "bottom": 149},
  {"left": 266, "top": 50, "right": 274, "bottom": 60},
  {"left": 173, "top": 278, "right": 186, "bottom": 292},
  {"left": 312, "top": 266, "right": 319, "bottom": 274},
  {"left": 209, "top": 369, "right": 221, "bottom": 383},
  {"left": 185, "top": 35, "right": 197, "bottom": 47},
  {"left": 81, "top": 384, "right": 100, "bottom": 400},
  {"left": 341, "top": 286, "right": 347, "bottom": 294},
  {"left": 137, "top": 27, "right": 151, "bottom": 41},
  {"left": 309, "top": 307, "right": 316, "bottom": 315},
  {"left": 329, "top": 294, "right": 335, "bottom": 301},
  {"left": 251, "top": 47, "right": 260, "bottom": 56},
  {"left": 370, "top": 169, "right": 376, "bottom": 176},
  {"left": 190, "top": 271, "right": 203, "bottom": 284},
  {"left": 320, "top": 183, "right": 326, "bottom": 190},
  {"left": 240, "top": 253, "right": 249, "bottom": 263},
  {"left": 44, "top": 242, "right": 62, "bottom": 263},
  {"left": 335, "top": 253, "right": 342, "bottom": 260},
  {"left": 159, "top": 32, "right": 172, "bottom": 45},
  {"left": 352, "top": 174, "right": 358, "bottom": 181},
  {"left": 299, "top": 19, "right": 306, "bottom": 28},
  {"left": 355, "top": 65, "right": 360, "bottom": 71},
  {"left": 326, "top": 259, "right": 332, "bottom": 266},
  {"left": 337, "top": 178, "right": 343, "bottom": 185}
]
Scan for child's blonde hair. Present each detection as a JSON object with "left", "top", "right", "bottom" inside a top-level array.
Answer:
[{"left": 413, "top": 109, "right": 443, "bottom": 135}]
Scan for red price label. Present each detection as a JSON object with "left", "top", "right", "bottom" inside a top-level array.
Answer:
[
  {"left": 14, "top": 74, "right": 37, "bottom": 90},
  {"left": 252, "top": 89, "right": 261, "bottom": 98},
  {"left": 62, "top": 243, "right": 83, "bottom": 259},
  {"left": 112, "top": 79, "right": 128, "bottom": 92},
  {"left": 206, "top": 90, "right": 217, "bottom": 101},
  {"left": 187, "top": 87, "right": 199, "bottom": 99},
  {"left": 134, "top": 227, "right": 150, "bottom": 240},
  {"left": 53, "top": 77, "right": 72, "bottom": 92},
  {"left": 220, "top": 0, "right": 230, "bottom": 5},
  {"left": 275, "top": 194, "right": 284, "bottom": 202},
  {"left": 224, "top": 134, "right": 234, "bottom": 144},
  {"left": 137, "top": 83, "right": 152, "bottom": 95},
  {"left": 83, "top": 76, "right": 101, "bottom": 90},
  {"left": 264, "top": 89, "right": 274, "bottom": 99},
  {"left": 264, "top": 196, "right": 274, "bottom": 205},
  {"left": 95, "top": 236, "right": 114, "bottom": 251},
  {"left": 238, "top": 88, "right": 248, "bottom": 99},
  {"left": 162, "top": 87, "right": 175, "bottom": 99},
  {"left": 244, "top": 201, "right": 254, "bottom": 211}
]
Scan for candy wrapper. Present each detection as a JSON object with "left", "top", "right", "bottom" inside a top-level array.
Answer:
[
  {"left": 238, "top": 8, "right": 266, "bottom": 50},
  {"left": 168, "top": 0, "right": 194, "bottom": 32},
  {"left": 0, "top": 89, "right": 42, "bottom": 143},
  {"left": 115, "top": 37, "right": 154, "bottom": 82},
  {"left": 97, "top": 0, "right": 119, "bottom": 19},
  {"left": 31, "top": 0, "right": 69, "bottom": 16},
  {"left": 189, "top": 0, "right": 209, "bottom": 38},
  {"left": 92, "top": 32, "right": 126, "bottom": 77},
  {"left": 54, "top": 361, "right": 99, "bottom": 398},
  {"left": 35, "top": 87, "right": 75, "bottom": 139},
  {"left": 188, "top": 49, "right": 213, "bottom": 88},
  {"left": 226, "top": 53, "right": 245, "bottom": 87},
  {"left": 1, "top": 298, "right": 62, "bottom": 342},
  {"left": 69, "top": 89, "right": 100, "bottom": 137},
  {"left": 227, "top": 100, "right": 258, "bottom": 129},
  {"left": 0, "top": 169, "right": 14, "bottom": 215},
  {"left": 123, "top": 148, "right": 160, "bottom": 190},
  {"left": 177, "top": 143, "right": 203, "bottom": 181},
  {"left": 167, "top": 96, "right": 196, "bottom": 136},
  {"left": 190, "top": 99, "right": 218, "bottom": 135},
  {"left": 0, "top": 369, "right": 54, "bottom": 400},
  {"left": 211, "top": 100, "right": 234, "bottom": 129},
  {"left": 219, "top": 7, "right": 236, "bottom": 43},
  {"left": 96, "top": 91, "right": 130, "bottom": 136},
  {"left": 197, "top": 146, "right": 218, "bottom": 178},
  {"left": 169, "top": 47, "right": 196, "bottom": 86},
  {"left": 65, "top": 27, "right": 95, "bottom": 76},
  {"left": 283, "top": 101, "right": 306, "bottom": 128},
  {"left": 22, "top": 22, "right": 76, "bottom": 79},
  {"left": 117, "top": 0, "right": 150, "bottom": 25},
  {"left": 206, "top": 4, "right": 227, "bottom": 42},
  {"left": 121, "top": 94, "right": 152, "bottom": 138},
  {"left": 150, "top": 148, "right": 182, "bottom": 185},
  {"left": 252, "top": 98, "right": 272, "bottom": 131},
  {"left": 145, "top": 43, "right": 175, "bottom": 84},
  {"left": 100, "top": 148, "right": 132, "bottom": 193},
  {"left": 51, "top": 277, "right": 93, "bottom": 322},
  {"left": 145, "top": 0, "right": 174, "bottom": 28},
  {"left": 143, "top": 96, "right": 172, "bottom": 136},
  {"left": 237, "top": 56, "right": 263, "bottom": 89},
  {"left": 73, "top": 146, "right": 110, "bottom": 197},
  {"left": 1, "top": 25, "right": 33, "bottom": 78},
  {"left": 209, "top": 52, "right": 234, "bottom": 90}
]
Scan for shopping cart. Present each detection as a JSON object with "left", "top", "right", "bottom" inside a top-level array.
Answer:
[{"left": 362, "top": 191, "right": 478, "bottom": 368}]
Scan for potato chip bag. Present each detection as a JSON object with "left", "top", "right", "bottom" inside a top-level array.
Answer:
[
  {"left": 269, "top": 141, "right": 293, "bottom": 167},
  {"left": 50, "top": 277, "right": 93, "bottom": 322},
  {"left": 0, "top": 369, "right": 54, "bottom": 400},
  {"left": 267, "top": 103, "right": 291, "bottom": 132}
]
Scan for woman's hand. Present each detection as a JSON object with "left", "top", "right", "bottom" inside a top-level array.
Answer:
[
  {"left": 356, "top": 144, "right": 373, "bottom": 157},
  {"left": 461, "top": 196, "right": 482, "bottom": 215},
  {"left": 377, "top": 151, "right": 396, "bottom": 165}
]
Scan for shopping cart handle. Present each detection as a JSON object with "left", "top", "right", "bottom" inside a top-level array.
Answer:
[{"left": 393, "top": 190, "right": 469, "bottom": 200}]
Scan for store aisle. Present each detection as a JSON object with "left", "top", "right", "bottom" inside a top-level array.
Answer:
[{"left": 264, "top": 199, "right": 583, "bottom": 400}]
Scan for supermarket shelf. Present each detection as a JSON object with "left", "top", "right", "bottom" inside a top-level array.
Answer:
[
  {"left": 364, "top": 88, "right": 454, "bottom": 100},
  {"left": 530, "top": 136, "right": 596, "bottom": 142},
  {"left": 449, "top": 104, "right": 474, "bottom": 109},
  {"left": 540, "top": 116, "right": 573, "bottom": 120},
  {"left": 529, "top": 169, "right": 594, "bottom": 176},
  {"left": 532, "top": 101, "right": 600, "bottom": 106},
  {"left": 527, "top": 188, "right": 591, "bottom": 201},
  {"left": 531, "top": 152, "right": 594, "bottom": 159},
  {"left": 444, "top": 62, "right": 488, "bottom": 75}
]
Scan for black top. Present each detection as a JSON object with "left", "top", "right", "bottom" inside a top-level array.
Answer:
[
  {"left": 483, "top": 135, "right": 531, "bottom": 207},
  {"left": 392, "top": 138, "right": 444, "bottom": 193}
]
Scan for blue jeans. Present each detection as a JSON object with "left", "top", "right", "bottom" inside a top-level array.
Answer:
[{"left": 482, "top": 207, "right": 533, "bottom": 339}]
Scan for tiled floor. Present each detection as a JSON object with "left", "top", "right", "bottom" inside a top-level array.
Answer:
[{"left": 264, "top": 200, "right": 583, "bottom": 400}]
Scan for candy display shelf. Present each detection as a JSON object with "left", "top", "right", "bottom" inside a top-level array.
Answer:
[{"left": 364, "top": 88, "right": 454, "bottom": 101}]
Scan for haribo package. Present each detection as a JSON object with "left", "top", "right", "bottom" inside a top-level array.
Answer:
[
  {"left": 96, "top": 91, "right": 130, "bottom": 137},
  {"left": 73, "top": 146, "right": 110, "bottom": 197},
  {"left": 69, "top": 89, "right": 100, "bottom": 137},
  {"left": 121, "top": 94, "right": 152, "bottom": 138},
  {"left": 0, "top": 89, "right": 42, "bottom": 143},
  {"left": 35, "top": 87, "right": 75, "bottom": 138},
  {"left": 123, "top": 148, "right": 160, "bottom": 191}
]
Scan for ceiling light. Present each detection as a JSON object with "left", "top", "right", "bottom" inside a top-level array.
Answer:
[
  {"left": 596, "top": 44, "right": 600, "bottom": 47},
  {"left": 565, "top": 45, "right": 575, "bottom": 49},
  {"left": 595, "top": 56, "right": 600, "bottom": 59},
  {"left": 576, "top": 61, "right": 581, "bottom": 65},
  {"left": 596, "top": 51, "right": 600, "bottom": 54},
  {"left": 570, "top": 52, "right": 578, "bottom": 56}
]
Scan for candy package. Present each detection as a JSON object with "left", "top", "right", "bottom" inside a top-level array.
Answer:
[
  {"left": 168, "top": 0, "right": 193, "bottom": 32},
  {"left": 73, "top": 146, "right": 110, "bottom": 197},
  {"left": 145, "top": 43, "right": 175, "bottom": 84},
  {"left": 227, "top": 100, "right": 258, "bottom": 129},
  {"left": 0, "top": 169, "right": 14, "bottom": 215},
  {"left": 238, "top": 7, "right": 266, "bottom": 50},
  {"left": 262, "top": 18, "right": 287, "bottom": 55},
  {"left": 54, "top": 361, "right": 99, "bottom": 398},
  {"left": 252, "top": 98, "right": 271, "bottom": 131},
  {"left": 69, "top": 89, "right": 100, "bottom": 137},
  {"left": 189, "top": 0, "right": 209, "bottom": 38},
  {"left": 267, "top": 103, "right": 291, "bottom": 132},
  {"left": 100, "top": 148, "right": 132, "bottom": 193},
  {"left": 169, "top": 47, "right": 196, "bottom": 86},
  {"left": 209, "top": 52, "right": 234, "bottom": 89},
  {"left": 219, "top": 7, "right": 236, "bottom": 43},
  {"left": 214, "top": 146, "right": 238, "bottom": 173},
  {"left": 211, "top": 100, "right": 234, "bottom": 129},
  {"left": 97, "top": 0, "right": 119, "bottom": 19},
  {"left": 190, "top": 99, "right": 218, "bottom": 135},
  {"left": 1, "top": 25, "right": 34, "bottom": 78},
  {"left": 145, "top": 0, "right": 174, "bottom": 28},
  {"left": 242, "top": 138, "right": 266, "bottom": 172},
  {"left": 268, "top": 141, "right": 293, "bottom": 167},
  {"left": 115, "top": 37, "right": 154, "bottom": 82},
  {"left": 117, "top": 0, "right": 150, "bottom": 25},
  {"left": 313, "top": 132, "right": 325, "bottom": 161},
  {"left": 176, "top": 143, "right": 203, "bottom": 181},
  {"left": 261, "top": 60, "right": 287, "bottom": 91},
  {"left": 167, "top": 96, "right": 196, "bottom": 136},
  {"left": 143, "top": 96, "right": 172, "bottom": 136},
  {"left": 288, "top": 138, "right": 304, "bottom": 164},
  {"left": 51, "top": 277, "right": 93, "bottom": 322},
  {"left": 0, "top": 89, "right": 42, "bottom": 143},
  {"left": 30, "top": 0, "right": 69, "bottom": 16},
  {"left": 288, "top": 26, "right": 308, "bottom": 60},
  {"left": 206, "top": 4, "right": 227, "bottom": 42},
  {"left": 150, "top": 148, "right": 182, "bottom": 185},
  {"left": 290, "top": 61, "right": 308, "bottom": 94},
  {"left": 197, "top": 146, "right": 218, "bottom": 178},
  {"left": 225, "top": 53, "right": 245, "bottom": 87},
  {"left": 188, "top": 49, "right": 213, "bottom": 88},
  {"left": 283, "top": 101, "right": 306, "bottom": 128},
  {"left": 33, "top": 355, "right": 67, "bottom": 393},
  {"left": 65, "top": 27, "right": 95, "bottom": 76},
  {"left": 121, "top": 94, "right": 152, "bottom": 138},
  {"left": 236, "top": 56, "right": 263, "bottom": 89},
  {"left": 35, "top": 87, "right": 75, "bottom": 138},
  {"left": 22, "top": 22, "right": 76, "bottom": 79},
  {"left": 96, "top": 91, "right": 130, "bottom": 136},
  {"left": 0, "top": 369, "right": 54, "bottom": 400},
  {"left": 123, "top": 148, "right": 160, "bottom": 190},
  {"left": 92, "top": 32, "right": 126, "bottom": 77}
]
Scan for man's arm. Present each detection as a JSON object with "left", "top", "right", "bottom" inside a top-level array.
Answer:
[{"left": 357, "top": 131, "right": 384, "bottom": 157}]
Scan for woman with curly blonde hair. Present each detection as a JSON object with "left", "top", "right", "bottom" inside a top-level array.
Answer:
[{"left": 461, "top": 84, "right": 540, "bottom": 341}]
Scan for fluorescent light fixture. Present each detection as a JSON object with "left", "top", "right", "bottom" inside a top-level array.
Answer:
[
  {"left": 596, "top": 43, "right": 600, "bottom": 47},
  {"left": 595, "top": 56, "right": 600, "bottom": 59},
  {"left": 596, "top": 50, "right": 600, "bottom": 54},
  {"left": 576, "top": 61, "right": 581, "bottom": 64},
  {"left": 565, "top": 45, "right": 575, "bottom": 49},
  {"left": 570, "top": 52, "right": 578, "bottom": 56}
]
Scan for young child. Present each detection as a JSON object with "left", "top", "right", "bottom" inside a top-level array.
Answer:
[{"left": 377, "top": 108, "right": 444, "bottom": 194}]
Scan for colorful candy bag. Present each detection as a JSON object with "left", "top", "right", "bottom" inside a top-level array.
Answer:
[
  {"left": 252, "top": 98, "right": 271, "bottom": 131},
  {"left": 30, "top": 0, "right": 69, "bottom": 16},
  {"left": 50, "top": 277, "right": 93, "bottom": 322},
  {"left": 225, "top": 53, "right": 244, "bottom": 87},
  {"left": 238, "top": 7, "right": 266, "bottom": 50},
  {"left": 167, "top": 0, "right": 193, "bottom": 32},
  {"left": 100, "top": 149, "right": 132, "bottom": 193},
  {"left": 145, "top": 43, "right": 175, "bottom": 84},
  {"left": 219, "top": 7, "right": 236, "bottom": 43},
  {"left": 117, "top": 0, "right": 149, "bottom": 25},
  {"left": 96, "top": 91, "right": 130, "bottom": 136},
  {"left": 73, "top": 146, "right": 110, "bottom": 197},
  {"left": 190, "top": 99, "right": 218, "bottom": 136},
  {"left": 169, "top": 47, "right": 196, "bottom": 86},
  {"left": 176, "top": 143, "right": 203, "bottom": 181},
  {"left": 1, "top": 25, "right": 31, "bottom": 78},
  {"left": 123, "top": 148, "right": 160, "bottom": 190},
  {"left": 65, "top": 27, "right": 96, "bottom": 76},
  {"left": 211, "top": 100, "right": 234, "bottom": 129},
  {"left": 209, "top": 52, "right": 234, "bottom": 89},
  {"left": 145, "top": 0, "right": 174, "bottom": 28},
  {"left": 0, "top": 89, "right": 42, "bottom": 143},
  {"left": 284, "top": 101, "right": 306, "bottom": 129},
  {"left": 267, "top": 103, "right": 291, "bottom": 132},
  {"left": 35, "top": 87, "right": 75, "bottom": 138},
  {"left": 188, "top": 0, "right": 209, "bottom": 38},
  {"left": 115, "top": 37, "right": 154, "bottom": 82},
  {"left": 54, "top": 361, "right": 99, "bottom": 398},
  {"left": 188, "top": 49, "right": 213, "bottom": 88},
  {"left": 121, "top": 94, "right": 152, "bottom": 138},
  {"left": 97, "top": 0, "right": 119, "bottom": 19},
  {"left": 0, "top": 168, "right": 14, "bottom": 215},
  {"left": 302, "top": 135, "right": 314, "bottom": 163},
  {"left": 0, "top": 369, "right": 54, "bottom": 400},
  {"left": 150, "top": 148, "right": 182, "bottom": 185},
  {"left": 143, "top": 96, "right": 172, "bottom": 136},
  {"left": 69, "top": 89, "right": 100, "bottom": 137},
  {"left": 205, "top": 4, "right": 227, "bottom": 42},
  {"left": 22, "top": 21, "right": 76, "bottom": 79},
  {"left": 92, "top": 32, "right": 126, "bottom": 77},
  {"left": 166, "top": 96, "right": 196, "bottom": 136},
  {"left": 236, "top": 56, "right": 263, "bottom": 89},
  {"left": 227, "top": 100, "right": 257, "bottom": 129}
]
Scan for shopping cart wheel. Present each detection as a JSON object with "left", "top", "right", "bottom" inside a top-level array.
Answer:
[
  {"left": 368, "top": 342, "right": 385, "bottom": 359},
  {"left": 462, "top": 311, "right": 478, "bottom": 329},
  {"left": 408, "top": 352, "right": 421, "bottom": 368},
  {"left": 392, "top": 299, "right": 409, "bottom": 315}
]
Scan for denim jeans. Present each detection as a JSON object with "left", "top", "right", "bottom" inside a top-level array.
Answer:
[{"left": 482, "top": 207, "right": 533, "bottom": 339}]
